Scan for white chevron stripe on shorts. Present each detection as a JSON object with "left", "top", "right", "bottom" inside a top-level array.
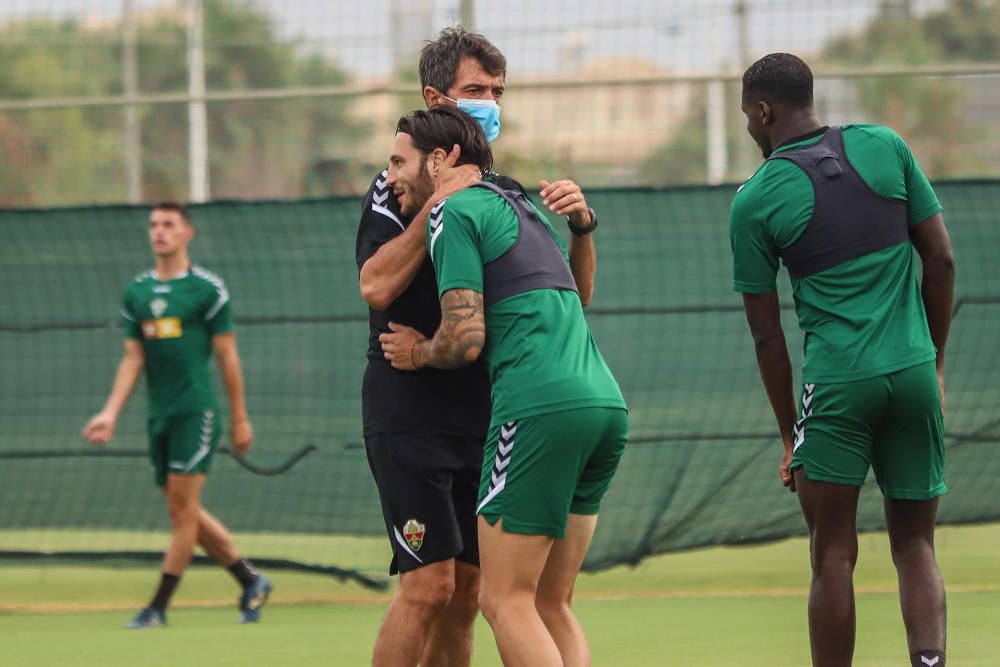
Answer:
[
  {"left": 792, "top": 383, "right": 815, "bottom": 452},
  {"left": 477, "top": 421, "right": 516, "bottom": 514}
]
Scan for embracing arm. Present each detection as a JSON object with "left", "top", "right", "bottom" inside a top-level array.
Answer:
[
  {"left": 379, "top": 289, "right": 485, "bottom": 371},
  {"left": 360, "top": 148, "right": 480, "bottom": 311},
  {"left": 414, "top": 289, "right": 486, "bottom": 369},
  {"left": 213, "top": 332, "right": 253, "bottom": 454},
  {"left": 568, "top": 233, "right": 595, "bottom": 307},
  {"left": 541, "top": 179, "right": 595, "bottom": 306},
  {"left": 742, "top": 291, "right": 798, "bottom": 489},
  {"left": 359, "top": 199, "right": 435, "bottom": 311}
]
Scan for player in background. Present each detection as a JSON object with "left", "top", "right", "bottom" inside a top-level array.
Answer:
[
  {"left": 730, "top": 53, "right": 954, "bottom": 667},
  {"left": 381, "top": 106, "right": 627, "bottom": 667},
  {"left": 356, "top": 27, "right": 599, "bottom": 667},
  {"left": 82, "top": 203, "right": 271, "bottom": 629}
]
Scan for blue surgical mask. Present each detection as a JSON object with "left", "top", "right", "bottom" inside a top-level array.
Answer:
[{"left": 445, "top": 95, "right": 501, "bottom": 143}]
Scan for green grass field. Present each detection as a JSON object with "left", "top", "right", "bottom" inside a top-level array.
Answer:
[{"left": 2, "top": 524, "right": 998, "bottom": 666}]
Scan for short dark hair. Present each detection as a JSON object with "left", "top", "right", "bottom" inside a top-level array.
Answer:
[
  {"left": 419, "top": 26, "right": 506, "bottom": 94},
  {"left": 395, "top": 106, "right": 494, "bottom": 174},
  {"left": 152, "top": 201, "right": 191, "bottom": 223},
  {"left": 742, "top": 53, "right": 814, "bottom": 108}
]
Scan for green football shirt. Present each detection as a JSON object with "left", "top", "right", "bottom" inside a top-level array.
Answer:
[
  {"left": 428, "top": 187, "right": 626, "bottom": 426},
  {"left": 121, "top": 265, "right": 234, "bottom": 419},
  {"left": 729, "top": 124, "right": 941, "bottom": 384}
]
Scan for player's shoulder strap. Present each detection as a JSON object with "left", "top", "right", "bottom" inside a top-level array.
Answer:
[
  {"left": 472, "top": 181, "right": 578, "bottom": 307},
  {"left": 484, "top": 171, "right": 530, "bottom": 199},
  {"left": 767, "top": 125, "right": 908, "bottom": 279}
]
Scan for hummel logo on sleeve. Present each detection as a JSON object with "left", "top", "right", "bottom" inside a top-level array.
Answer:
[
  {"left": 429, "top": 199, "right": 448, "bottom": 256},
  {"left": 370, "top": 169, "right": 404, "bottom": 231},
  {"left": 373, "top": 170, "right": 390, "bottom": 205}
]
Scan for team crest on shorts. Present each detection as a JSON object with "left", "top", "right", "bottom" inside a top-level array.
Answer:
[
  {"left": 402, "top": 519, "right": 426, "bottom": 551},
  {"left": 150, "top": 297, "right": 168, "bottom": 318}
]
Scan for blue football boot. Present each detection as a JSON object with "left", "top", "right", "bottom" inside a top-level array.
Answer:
[{"left": 237, "top": 573, "right": 273, "bottom": 623}]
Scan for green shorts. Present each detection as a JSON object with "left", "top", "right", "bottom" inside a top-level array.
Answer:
[
  {"left": 477, "top": 407, "right": 628, "bottom": 538},
  {"left": 148, "top": 410, "right": 220, "bottom": 487},
  {"left": 790, "top": 361, "right": 946, "bottom": 499}
]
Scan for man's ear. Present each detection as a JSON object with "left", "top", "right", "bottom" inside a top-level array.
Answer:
[
  {"left": 423, "top": 86, "right": 444, "bottom": 108},
  {"left": 759, "top": 100, "right": 772, "bottom": 127},
  {"left": 428, "top": 147, "right": 449, "bottom": 175}
]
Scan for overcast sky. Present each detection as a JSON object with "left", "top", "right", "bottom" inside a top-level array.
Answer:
[{"left": 2, "top": 0, "right": 949, "bottom": 79}]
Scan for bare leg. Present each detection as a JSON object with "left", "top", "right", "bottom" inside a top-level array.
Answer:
[
  {"left": 420, "top": 560, "right": 480, "bottom": 667},
  {"left": 885, "top": 497, "right": 946, "bottom": 662},
  {"left": 794, "top": 468, "right": 861, "bottom": 667},
  {"left": 196, "top": 507, "right": 241, "bottom": 566},
  {"left": 372, "top": 559, "right": 456, "bottom": 667},
  {"left": 535, "top": 513, "right": 598, "bottom": 667},
  {"left": 162, "top": 473, "right": 206, "bottom": 575},
  {"left": 478, "top": 517, "right": 562, "bottom": 667}
]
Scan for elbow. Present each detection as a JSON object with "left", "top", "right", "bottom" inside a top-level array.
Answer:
[
  {"left": 936, "top": 250, "right": 956, "bottom": 275},
  {"left": 750, "top": 327, "right": 783, "bottom": 349},
  {"left": 923, "top": 251, "right": 956, "bottom": 284},
  {"left": 578, "top": 290, "right": 593, "bottom": 308},
  {"left": 360, "top": 281, "right": 394, "bottom": 311}
]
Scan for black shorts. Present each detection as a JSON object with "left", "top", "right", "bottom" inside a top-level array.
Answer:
[{"left": 365, "top": 432, "right": 483, "bottom": 575}]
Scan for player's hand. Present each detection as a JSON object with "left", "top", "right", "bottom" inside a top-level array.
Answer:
[
  {"left": 230, "top": 418, "right": 253, "bottom": 457},
  {"left": 432, "top": 144, "right": 482, "bottom": 202},
  {"left": 379, "top": 322, "right": 425, "bottom": 371},
  {"left": 81, "top": 411, "right": 116, "bottom": 446},
  {"left": 540, "top": 179, "right": 591, "bottom": 227},
  {"left": 779, "top": 440, "right": 796, "bottom": 492}
]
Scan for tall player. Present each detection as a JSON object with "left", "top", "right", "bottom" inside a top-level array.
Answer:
[
  {"left": 730, "top": 54, "right": 954, "bottom": 667},
  {"left": 82, "top": 203, "right": 271, "bottom": 628}
]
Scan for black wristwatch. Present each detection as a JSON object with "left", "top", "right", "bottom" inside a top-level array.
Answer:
[{"left": 568, "top": 208, "right": 598, "bottom": 236}]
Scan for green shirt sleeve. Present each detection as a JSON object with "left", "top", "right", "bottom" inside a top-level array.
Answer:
[
  {"left": 121, "top": 286, "right": 142, "bottom": 339},
  {"left": 205, "top": 282, "right": 234, "bottom": 335},
  {"left": 428, "top": 196, "right": 485, "bottom": 296},
  {"left": 892, "top": 130, "right": 943, "bottom": 225},
  {"left": 729, "top": 185, "right": 780, "bottom": 294}
]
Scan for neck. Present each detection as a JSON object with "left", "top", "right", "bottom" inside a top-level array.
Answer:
[
  {"left": 770, "top": 108, "right": 823, "bottom": 151},
  {"left": 154, "top": 253, "right": 190, "bottom": 280}
]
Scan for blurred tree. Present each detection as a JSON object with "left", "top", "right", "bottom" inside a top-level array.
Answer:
[
  {"left": 641, "top": 0, "right": 1000, "bottom": 186},
  {"left": 0, "top": 21, "right": 122, "bottom": 205},
  {"left": 0, "top": 1, "right": 368, "bottom": 206},
  {"left": 822, "top": 0, "right": 1000, "bottom": 178}
]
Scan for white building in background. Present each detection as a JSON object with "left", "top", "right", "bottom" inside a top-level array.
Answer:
[
  {"left": 348, "top": 56, "right": 691, "bottom": 187},
  {"left": 501, "top": 57, "right": 690, "bottom": 168}
]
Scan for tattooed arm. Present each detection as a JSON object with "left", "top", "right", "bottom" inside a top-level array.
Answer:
[{"left": 379, "top": 288, "right": 485, "bottom": 371}]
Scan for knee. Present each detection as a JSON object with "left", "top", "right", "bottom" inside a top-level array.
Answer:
[
  {"left": 889, "top": 535, "right": 936, "bottom": 569},
  {"left": 450, "top": 574, "right": 481, "bottom": 619},
  {"left": 164, "top": 494, "right": 199, "bottom": 526},
  {"left": 811, "top": 539, "right": 859, "bottom": 576},
  {"left": 477, "top": 588, "right": 501, "bottom": 625},
  {"left": 478, "top": 586, "right": 527, "bottom": 626},
  {"left": 535, "top": 595, "right": 571, "bottom": 627},
  {"left": 398, "top": 569, "right": 456, "bottom": 617}
]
